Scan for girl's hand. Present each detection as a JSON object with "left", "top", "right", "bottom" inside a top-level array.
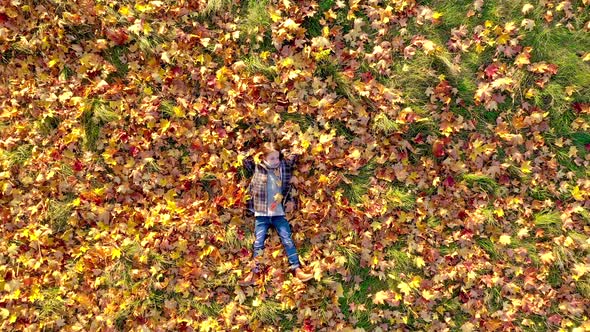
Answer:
[
  {"left": 292, "top": 145, "right": 304, "bottom": 155},
  {"left": 285, "top": 201, "right": 295, "bottom": 213}
]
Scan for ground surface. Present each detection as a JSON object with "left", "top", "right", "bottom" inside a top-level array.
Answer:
[{"left": 1, "top": 0, "right": 589, "bottom": 331}]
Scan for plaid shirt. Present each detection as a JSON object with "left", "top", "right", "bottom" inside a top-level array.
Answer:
[{"left": 243, "top": 154, "right": 299, "bottom": 215}]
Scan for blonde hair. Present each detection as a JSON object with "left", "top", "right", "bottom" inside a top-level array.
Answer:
[{"left": 255, "top": 141, "right": 282, "bottom": 160}]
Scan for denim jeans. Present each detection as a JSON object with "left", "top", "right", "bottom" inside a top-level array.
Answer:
[{"left": 252, "top": 215, "right": 301, "bottom": 272}]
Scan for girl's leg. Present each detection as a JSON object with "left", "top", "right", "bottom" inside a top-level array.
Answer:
[
  {"left": 272, "top": 215, "right": 301, "bottom": 271},
  {"left": 252, "top": 216, "right": 272, "bottom": 273}
]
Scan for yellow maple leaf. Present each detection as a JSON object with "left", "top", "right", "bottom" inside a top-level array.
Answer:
[
  {"left": 373, "top": 290, "right": 390, "bottom": 305},
  {"left": 491, "top": 76, "right": 514, "bottom": 89},
  {"left": 349, "top": 148, "right": 361, "bottom": 159},
  {"left": 283, "top": 18, "right": 300, "bottom": 31},
  {"left": 540, "top": 251, "right": 555, "bottom": 264},
  {"left": 422, "top": 289, "right": 435, "bottom": 300},
  {"left": 410, "top": 276, "right": 422, "bottom": 288},
  {"left": 269, "top": 8, "right": 282, "bottom": 22},
  {"left": 515, "top": 53, "right": 530, "bottom": 66},
  {"left": 160, "top": 119, "right": 171, "bottom": 134},
  {"left": 520, "top": 160, "right": 532, "bottom": 174},
  {"left": 111, "top": 247, "right": 121, "bottom": 260},
  {"left": 572, "top": 263, "right": 589, "bottom": 280},
  {"left": 335, "top": 282, "right": 344, "bottom": 298},
  {"left": 522, "top": 3, "right": 534, "bottom": 14},
  {"left": 571, "top": 185, "right": 584, "bottom": 201},
  {"left": 496, "top": 33, "right": 510, "bottom": 45},
  {"left": 280, "top": 57, "right": 294, "bottom": 68},
  {"left": 499, "top": 234, "right": 511, "bottom": 245},
  {"left": 414, "top": 256, "right": 426, "bottom": 268},
  {"left": 398, "top": 281, "right": 412, "bottom": 296}
]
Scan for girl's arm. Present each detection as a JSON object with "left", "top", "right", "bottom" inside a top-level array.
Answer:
[
  {"left": 283, "top": 185, "right": 298, "bottom": 211},
  {"left": 239, "top": 152, "right": 256, "bottom": 177},
  {"left": 282, "top": 149, "right": 300, "bottom": 210},
  {"left": 243, "top": 156, "right": 255, "bottom": 174},
  {"left": 283, "top": 151, "right": 300, "bottom": 168}
]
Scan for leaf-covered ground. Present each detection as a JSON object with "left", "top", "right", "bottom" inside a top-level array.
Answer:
[{"left": 1, "top": 0, "right": 589, "bottom": 331}]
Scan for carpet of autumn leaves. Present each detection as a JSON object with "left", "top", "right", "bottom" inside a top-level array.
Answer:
[{"left": 1, "top": 0, "right": 590, "bottom": 331}]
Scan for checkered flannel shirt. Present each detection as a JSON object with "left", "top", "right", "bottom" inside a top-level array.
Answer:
[{"left": 243, "top": 153, "right": 299, "bottom": 216}]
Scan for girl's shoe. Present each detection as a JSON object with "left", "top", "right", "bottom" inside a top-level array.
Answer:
[
  {"left": 238, "top": 271, "right": 257, "bottom": 286},
  {"left": 293, "top": 267, "right": 313, "bottom": 282}
]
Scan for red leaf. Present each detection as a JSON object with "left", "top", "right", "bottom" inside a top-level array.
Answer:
[
  {"left": 572, "top": 102, "right": 590, "bottom": 114},
  {"left": 106, "top": 28, "right": 129, "bottom": 45},
  {"left": 73, "top": 159, "right": 84, "bottom": 172},
  {"left": 432, "top": 140, "right": 446, "bottom": 158},
  {"left": 129, "top": 145, "right": 139, "bottom": 157},
  {"left": 443, "top": 175, "right": 455, "bottom": 187},
  {"left": 484, "top": 64, "right": 499, "bottom": 78},
  {"left": 548, "top": 314, "right": 562, "bottom": 325}
]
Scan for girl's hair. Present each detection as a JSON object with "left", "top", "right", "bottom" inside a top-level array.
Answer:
[{"left": 256, "top": 141, "right": 282, "bottom": 160}]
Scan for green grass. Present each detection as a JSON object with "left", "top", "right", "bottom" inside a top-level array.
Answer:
[
  {"left": 527, "top": 186, "right": 555, "bottom": 201},
  {"left": 533, "top": 210, "right": 562, "bottom": 236},
  {"left": 331, "top": 120, "right": 356, "bottom": 142},
  {"left": 314, "top": 58, "right": 358, "bottom": 105},
  {"left": 437, "top": 295, "right": 470, "bottom": 330},
  {"left": 224, "top": 224, "right": 254, "bottom": 253},
  {"left": 336, "top": 244, "right": 360, "bottom": 273},
  {"left": 80, "top": 99, "right": 120, "bottom": 151},
  {"left": 460, "top": 173, "right": 499, "bottom": 195},
  {"left": 102, "top": 45, "right": 129, "bottom": 82},
  {"left": 576, "top": 277, "right": 590, "bottom": 299},
  {"left": 384, "top": 186, "right": 416, "bottom": 211},
  {"left": 193, "top": 301, "right": 222, "bottom": 318},
  {"left": 523, "top": 27, "right": 590, "bottom": 91},
  {"left": 339, "top": 158, "right": 377, "bottom": 205},
  {"left": 36, "top": 113, "right": 61, "bottom": 136},
  {"left": 36, "top": 287, "right": 66, "bottom": 321},
  {"left": 301, "top": 0, "right": 335, "bottom": 38},
  {"left": 376, "top": 53, "right": 439, "bottom": 106},
  {"left": 250, "top": 299, "right": 283, "bottom": 324},
  {"left": 238, "top": 0, "right": 271, "bottom": 36},
  {"left": 439, "top": 242, "right": 459, "bottom": 256},
  {"left": 480, "top": 204, "right": 501, "bottom": 228},
  {"left": 385, "top": 243, "right": 423, "bottom": 278},
  {"left": 338, "top": 266, "right": 391, "bottom": 330},
  {"left": 573, "top": 208, "right": 590, "bottom": 224},
  {"left": 518, "top": 314, "right": 549, "bottom": 331},
  {"left": 547, "top": 264, "right": 562, "bottom": 288},
  {"left": 114, "top": 298, "right": 142, "bottom": 331},
  {"left": 1, "top": 143, "right": 33, "bottom": 168},
  {"left": 202, "top": 0, "right": 234, "bottom": 17},
  {"left": 279, "top": 112, "right": 316, "bottom": 132},
  {"left": 371, "top": 112, "right": 400, "bottom": 136},
  {"left": 483, "top": 285, "right": 503, "bottom": 312},
  {"left": 242, "top": 54, "right": 278, "bottom": 80},
  {"left": 476, "top": 237, "right": 499, "bottom": 261},
  {"left": 511, "top": 238, "right": 540, "bottom": 266},
  {"left": 552, "top": 244, "right": 577, "bottom": 271},
  {"left": 159, "top": 100, "right": 181, "bottom": 119},
  {"left": 404, "top": 114, "right": 439, "bottom": 140},
  {"left": 46, "top": 194, "right": 76, "bottom": 233},
  {"left": 134, "top": 33, "right": 169, "bottom": 57},
  {"left": 236, "top": 0, "right": 274, "bottom": 53},
  {"left": 542, "top": 130, "right": 589, "bottom": 176},
  {"left": 570, "top": 132, "right": 590, "bottom": 158}
]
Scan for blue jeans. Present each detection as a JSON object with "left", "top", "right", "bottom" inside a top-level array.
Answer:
[{"left": 252, "top": 215, "right": 301, "bottom": 272}]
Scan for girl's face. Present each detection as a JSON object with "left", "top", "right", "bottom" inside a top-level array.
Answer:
[{"left": 264, "top": 150, "right": 280, "bottom": 168}]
